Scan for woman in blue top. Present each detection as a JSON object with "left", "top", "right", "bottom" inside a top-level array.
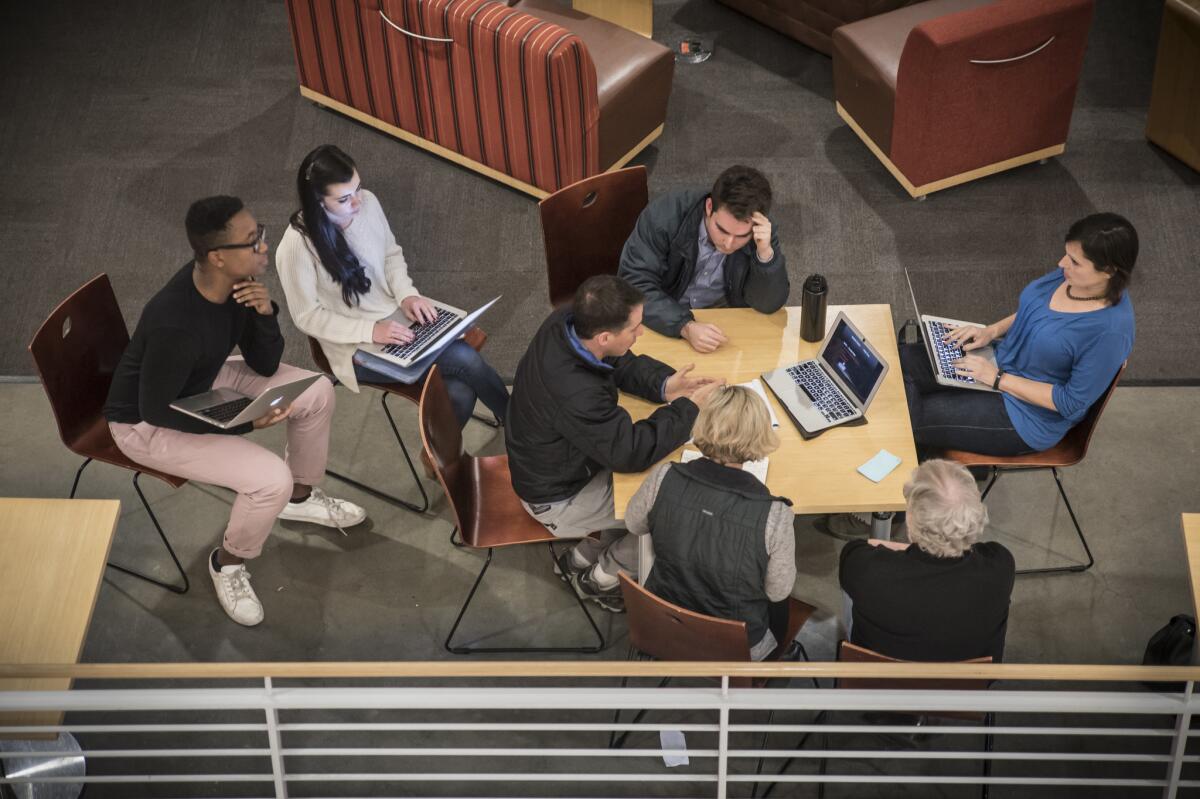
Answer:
[{"left": 903, "top": 212, "right": 1137, "bottom": 457}]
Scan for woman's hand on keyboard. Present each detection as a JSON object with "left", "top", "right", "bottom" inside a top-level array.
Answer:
[
  {"left": 401, "top": 295, "right": 438, "bottom": 324},
  {"left": 943, "top": 323, "right": 995, "bottom": 351},
  {"left": 373, "top": 320, "right": 415, "bottom": 345}
]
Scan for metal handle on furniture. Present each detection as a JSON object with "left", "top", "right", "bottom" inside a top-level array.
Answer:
[
  {"left": 379, "top": 8, "right": 454, "bottom": 43},
  {"left": 969, "top": 35, "right": 1055, "bottom": 65}
]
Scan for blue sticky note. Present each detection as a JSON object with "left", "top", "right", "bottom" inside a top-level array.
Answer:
[{"left": 858, "top": 450, "right": 902, "bottom": 483}]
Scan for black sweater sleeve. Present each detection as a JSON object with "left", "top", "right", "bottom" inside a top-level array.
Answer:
[
  {"left": 138, "top": 327, "right": 251, "bottom": 435},
  {"left": 238, "top": 301, "right": 284, "bottom": 377}
]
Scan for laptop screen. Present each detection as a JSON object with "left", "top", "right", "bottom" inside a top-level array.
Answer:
[{"left": 820, "top": 318, "right": 885, "bottom": 405}]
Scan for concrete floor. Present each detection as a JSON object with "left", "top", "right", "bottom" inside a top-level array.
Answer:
[
  {"left": 2, "top": 381, "right": 1196, "bottom": 666},
  {"left": 2, "top": 381, "right": 1199, "bottom": 797}
]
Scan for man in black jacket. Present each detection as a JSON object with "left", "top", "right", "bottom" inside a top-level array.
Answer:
[
  {"left": 618, "top": 165, "right": 789, "bottom": 353},
  {"left": 507, "top": 275, "right": 723, "bottom": 611}
]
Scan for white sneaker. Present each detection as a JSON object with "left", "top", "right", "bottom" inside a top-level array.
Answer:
[
  {"left": 276, "top": 487, "right": 366, "bottom": 536},
  {"left": 208, "top": 550, "right": 264, "bottom": 626}
]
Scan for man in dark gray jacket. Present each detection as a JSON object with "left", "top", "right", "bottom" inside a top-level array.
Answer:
[
  {"left": 507, "top": 275, "right": 723, "bottom": 611},
  {"left": 618, "top": 165, "right": 789, "bottom": 353}
]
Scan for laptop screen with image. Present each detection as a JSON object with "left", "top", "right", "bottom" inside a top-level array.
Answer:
[{"left": 820, "top": 318, "right": 885, "bottom": 404}]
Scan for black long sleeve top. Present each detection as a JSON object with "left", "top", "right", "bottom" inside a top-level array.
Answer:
[{"left": 103, "top": 262, "right": 284, "bottom": 435}]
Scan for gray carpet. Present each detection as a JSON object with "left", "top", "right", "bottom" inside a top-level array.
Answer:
[{"left": 2, "top": 0, "right": 1196, "bottom": 383}]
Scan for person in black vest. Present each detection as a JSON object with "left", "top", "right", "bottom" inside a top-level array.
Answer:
[
  {"left": 618, "top": 165, "right": 789, "bottom": 353},
  {"left": 839, "top": 459, "right": 1016, "bottom": 662},
  {"left": 623, "top": 386, "right": 797, "bottom": 659},
  {"left": 507, "top": 275, "right": 724, "bottom": 613}
]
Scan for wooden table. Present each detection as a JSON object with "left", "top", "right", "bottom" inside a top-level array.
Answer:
[
  {"left": 615, "top": 305, "right": 917, "bottom": 575},
  {"left": 572, "top": 0, "right": 652, "bottom": 37},
  {"left": 1183, "top": 514, "right": 1200, "bottom": 660},
  {"left": 0, "top": 498, "right": 120, "bottom": 735}
]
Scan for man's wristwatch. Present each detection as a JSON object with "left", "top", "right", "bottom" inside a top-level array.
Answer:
[{"left": 992, "top": 369, "right": 1005, "bottom": 391}]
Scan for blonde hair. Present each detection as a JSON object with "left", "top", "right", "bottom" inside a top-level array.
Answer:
[
  {"left": 903, "top": 459, "right": 989, "bottom": 558},
  {"left": 692, "top": 386, "right": 780, "bottom": 464}
]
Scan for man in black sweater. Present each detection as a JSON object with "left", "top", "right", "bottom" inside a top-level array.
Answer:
[
  {"left": 104, "top": 196, "right": 365, "bottom": 627},
  {"left": 839, "top": 459, "right": 1016, "bottom": 662},
  {"left": 506, "top": 275, "right": 723, "bottom": 611},
  {"left": 617, "top": 164, "right": 789, "bottom": 354}
]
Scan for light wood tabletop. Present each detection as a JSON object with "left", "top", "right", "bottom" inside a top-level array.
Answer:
[
  {"left": 614, "top": 304, "right": 918, "bottom": 517},
  {"left": 1183, "top": 514, "right": 1200, "bottom": 637},
  {"left": 0, "top": 498, "right": 120, "bottom": 733},
  {"left": 572, "top": 0, "right": 652, "bottom": 37}
]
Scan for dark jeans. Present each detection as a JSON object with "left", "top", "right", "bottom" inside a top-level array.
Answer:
[
  {"left": 355, "top": 340, "right": 509, "bottom": 428},
  {"left": 898, "top": 342, "right": 1036, "bottom": 458}
]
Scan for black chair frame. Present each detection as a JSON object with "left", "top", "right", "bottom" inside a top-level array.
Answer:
[
  {"left": 444, "top": 541, "right": 605, "bottom": 655},
  {"left": 979, "top": 465, "right": 1094, "bottom": 576},
  {"left": 69, "top": 458, "right": 189, "bottom": 595}
]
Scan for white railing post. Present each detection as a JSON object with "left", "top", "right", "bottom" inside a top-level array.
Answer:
[
  {"left": 263, "top": 677, "right": 289, "bottom": 799},
  {"left": 717, "top": 675, "right": 730, "bottom": 799},
  {"left": 1163, "top": 680, "right": 1193, "bottom": 799}
]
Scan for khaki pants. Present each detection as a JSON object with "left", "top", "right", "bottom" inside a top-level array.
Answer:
[{"left": 520, "top": 470, "right": 638, "bottom": 579}]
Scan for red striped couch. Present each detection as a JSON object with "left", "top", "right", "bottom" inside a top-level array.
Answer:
[{"left": 284, "top": 0, "right": 674, "bottom": 198}]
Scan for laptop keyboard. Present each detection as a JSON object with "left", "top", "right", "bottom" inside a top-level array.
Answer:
[
  {"left": 382, "top": 308, "right": 458, "bottom": 359},
  {"left": 786, "top": 362, "right": 855, "bottom": 422},
  {"left": 198, "top": 397, "right": 253, "bottom": 423},
  {"left": 927, "top": 320, "right": 976, "bottom": 384}
]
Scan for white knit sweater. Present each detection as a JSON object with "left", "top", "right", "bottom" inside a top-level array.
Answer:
[{"left": 276, "top": 189, "right": 420, "bottom": 392}]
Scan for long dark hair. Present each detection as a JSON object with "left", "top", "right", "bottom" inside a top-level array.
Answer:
[{"left": 291, "top": 144, "right": 371, "bottom": 307}]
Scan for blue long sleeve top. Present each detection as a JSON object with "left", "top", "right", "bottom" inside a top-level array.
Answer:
[{"left": 995, "top": 270, "right": 1134, "bottom": 451}]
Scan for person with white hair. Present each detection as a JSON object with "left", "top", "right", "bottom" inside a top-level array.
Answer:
[{"left": 839, "top": 459, "right": 1015, "bottom": 661}]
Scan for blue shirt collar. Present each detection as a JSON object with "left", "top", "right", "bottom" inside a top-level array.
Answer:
[{"left": 564, "top": 314, "right": 613, "bottom": 371}]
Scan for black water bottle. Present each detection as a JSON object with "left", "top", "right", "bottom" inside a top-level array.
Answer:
[{"left": 800, "top": 273, "right": 827, "bottom": 342}]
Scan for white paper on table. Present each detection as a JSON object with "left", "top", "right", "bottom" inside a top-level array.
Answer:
[
  {"left": 681, "top": 449, "right": 768, "bottom": 484},
  {"left": 660, "top": 729, "right": 690, "bottom": 767},
  {"left": 737, "top": 378, "right": 780, "bottom": 428}
]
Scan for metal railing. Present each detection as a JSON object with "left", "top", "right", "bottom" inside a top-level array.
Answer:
[{"left": 2, "top": 661, "right": 1199, "bottom": 797}]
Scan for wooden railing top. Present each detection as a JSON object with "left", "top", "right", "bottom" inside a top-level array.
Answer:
[{"left": 1, "top": 661, "right": 1198, "bottom": 683}]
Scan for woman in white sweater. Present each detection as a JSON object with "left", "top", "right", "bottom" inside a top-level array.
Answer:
[{"left": 276, "top": 145, "right": 508, "bottom": 428}]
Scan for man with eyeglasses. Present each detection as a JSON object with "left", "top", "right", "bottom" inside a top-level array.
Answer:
[
  {"left": 104, "top": 195, "right": 366, "bottom": 627},
  {"left": 618, "top": 165, "right": 789, "bottom": 353}
]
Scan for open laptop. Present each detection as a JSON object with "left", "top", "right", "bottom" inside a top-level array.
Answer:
[
  {"left": 170, "top": 373, "right": 323, "bottom": 430},
  {"left": 903, "top": 267, "right": 997, "bottom": 392},
  {"left": 363, "top": 296, "right": 500, "bottom": 368},
  {"left": 761, "top": 311, "right": 889, "bottom": 437}
]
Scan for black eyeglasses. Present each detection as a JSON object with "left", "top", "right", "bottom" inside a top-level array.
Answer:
[{"left": 209, "top": 224, "right": 268, "bottom": 254}]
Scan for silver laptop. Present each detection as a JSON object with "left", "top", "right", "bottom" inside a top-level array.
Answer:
[
  {"left": 364, "top": 296, "right": 499, "bottom": 368},
  {"left": 903, "top": 267, "right": 997, "bottom": 392},
  {"left": 170, "top": 373, "right": 323, "bottom": 429},
  {"left": 762, "top": 312, "right": 889, "bottom": 436}
]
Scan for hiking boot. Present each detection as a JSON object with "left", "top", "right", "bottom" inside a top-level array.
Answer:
[
  {"left": 815, "top": 512, "right": 903, "bottom": 541},
  {"left": 277, "top": 487, "right": 366, "bottom": 536},
  {"left": 208, "top": 549, "right": 264, "bottom": 627},
  {"left": 571, "top": 566, "right": 625, "bottom": 613}
]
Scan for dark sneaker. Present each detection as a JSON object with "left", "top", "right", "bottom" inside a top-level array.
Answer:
[
  {"left": 553, "top": 548, "right": 584, "bottom": 585},
  {"left": 571, "top": 567, "right": 625, "bottom": 613},
  {"left": 815, "top": 512, "right": 904, "bottom": 541}
]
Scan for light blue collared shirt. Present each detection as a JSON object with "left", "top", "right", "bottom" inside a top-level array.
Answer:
[{"left": 680, "top": 217, "right": 728, "bottom": 310}]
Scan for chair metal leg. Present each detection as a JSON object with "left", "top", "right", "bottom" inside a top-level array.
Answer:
[
  {"left": 326, "top": 392, "right": 430, "bottom": 514},
  {"left": 752, "top": 709, "right": 775, "bottom": 796},
  {"left": 609, "top": 676, "right": 668, "bottom": 749},
  {"left": 987, "top": 466, "right": 1094, "bottom": 576},
  {"left": 71, "top": 461, "right": 189, "bottom": 595},
  {"left": 608, "top": 668, "right": 632, "bottom": 750},
  {"left": 760, "top": 709, "right": 826, "bottom": 799},
  {"left": 444, "top": 544, "right": 606, "bottom": 655},
  {"left": 449, "top": 525, "right": 465, "bottom": 548}
]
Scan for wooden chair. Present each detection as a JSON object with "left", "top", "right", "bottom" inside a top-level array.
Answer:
[
  {"left": 763, "top": 641, "right": 993, "bottom": 799},
  {"left": 308, "top": 329, "right": 494, "bottom": 515},
  {"left": 613, "top": 572, "right": 818, "bottom": 768},
  {"left": 941, "top": 363, "right": 1126, "bottom": 576},
  {"left": 538, "top": 166, "right": 648, "bottom": 307},
  {"left": 418, "top": 366, "right": 604, "bottom": 655},
  {"left": 27, "top": 274, "right": 189, "bottom": 594}
]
